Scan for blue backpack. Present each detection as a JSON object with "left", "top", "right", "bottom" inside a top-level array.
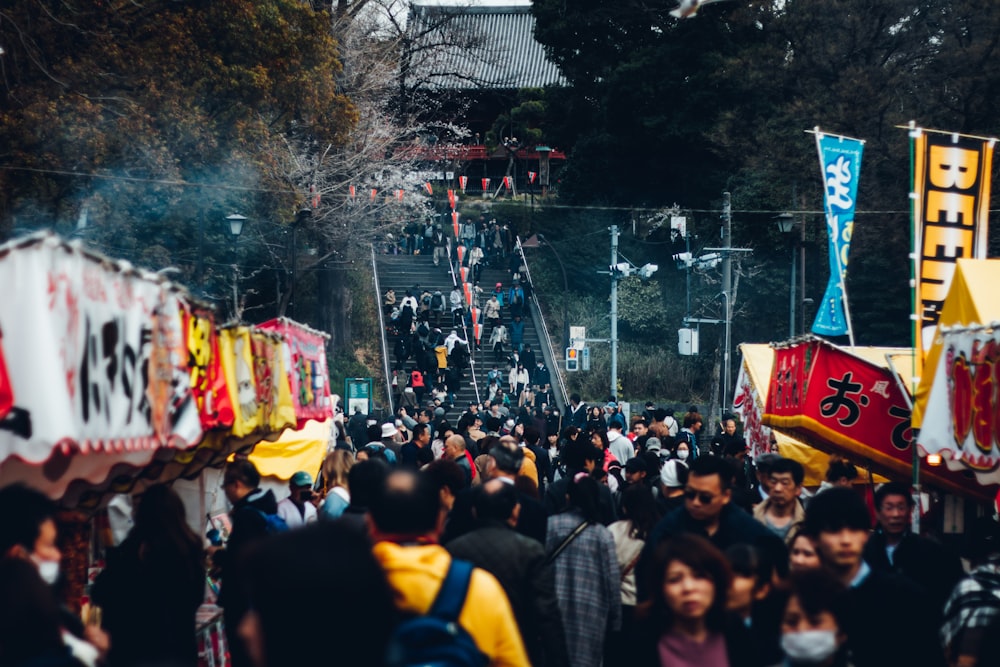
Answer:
[
  {"left": 254, "top": 509, "right": 290, "bottom": 535},
  {"left": 386, "top": 559, "right": 488, "bottom": 667}
]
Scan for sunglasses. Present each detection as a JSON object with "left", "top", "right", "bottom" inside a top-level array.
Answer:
[{"left": 683, "top": 490, "right": 717, "bottom": 505}]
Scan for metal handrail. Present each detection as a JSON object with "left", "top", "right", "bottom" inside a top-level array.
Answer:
[
  {"left": 448, "top": 241, "right": 482, "bottom": 405},
  {"left": 371, "top": 245, "right": 395, "bottom": 414},
  {"left": 514, "top": 237, "right": 570, "bottom": 411}
]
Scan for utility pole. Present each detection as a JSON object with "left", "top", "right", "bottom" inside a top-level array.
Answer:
[
  {"left": 721, "top": 192, "right": 732, "bottom": 421},
  {"left": 610, "top": 224, "right": 619, "bottom": 400}
]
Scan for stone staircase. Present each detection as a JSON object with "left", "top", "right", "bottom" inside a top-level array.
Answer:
[{"left": 375, "top": 248, "right": 562, "bottom": 423}]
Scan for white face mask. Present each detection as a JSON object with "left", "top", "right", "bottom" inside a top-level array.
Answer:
[
  {"left": 32, "top": 557, "right": 61, "bottom": 586},
  {"left": 676, "top": 449, "right": 690, "bottom": 460},
  {"left": 781, "top": 630, "right": 838, "bottom": 664}
]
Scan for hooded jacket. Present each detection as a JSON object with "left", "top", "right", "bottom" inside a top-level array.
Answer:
[{"left": 372, "top": 542, "right": 530, "bottom": 667}]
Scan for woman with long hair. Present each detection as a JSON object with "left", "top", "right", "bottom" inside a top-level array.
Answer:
[
  {"left": 546, "top": 474, "right": 621, "bottom": 667},
  {"left": 606, "top": 484, "right": 662, "bottom": 667},
  {"left": 92, "top": 484, "right": 205, "bottom": 666},
  {"left": 638, "top": 534, "right": 752, "bottom": 667},
  {"left": 320, "top": 449, "right": 355, "bottom": 520},
  {"left": 586, "top": 405, "right": 606, "bottom": 434}
]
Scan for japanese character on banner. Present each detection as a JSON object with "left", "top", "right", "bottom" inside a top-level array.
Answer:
[
  {"left": 481, "top": 178, "right": 490, "bottom": 192},
  {"left": 370, "top": 188, "right": 377, "bottom": 202},
  {"left": 348, "top": 185, "right": 356, "bottom": 201},
  {"left": 396, "top": 189, "right": 404, "bottom": 202},
  {"left": 310, "top": 184, "right": 321, "bottom": 209},
  {"left": 447, "top": 190, "right": 456, "bottom": 210},
  {"left": 459, "top": 176, "right": 468, "bottom": 193},
  {"left": 424, "top": 182, "right": 433, "bottom": 196},
  {"left": 502, "top": 176, "right": 512, "bottom": 190},
  {"left": 528, "top": 171, "right": 537, "bottom": 184}
]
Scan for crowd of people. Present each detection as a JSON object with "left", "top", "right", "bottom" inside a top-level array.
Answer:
[
  {"left": 382, "top": 214, "right": 551, "bottom": 415},
  {"left": 3, "top": 394, "right": 998, "bottom": 667}
]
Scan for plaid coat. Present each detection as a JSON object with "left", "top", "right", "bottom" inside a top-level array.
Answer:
[{"left": 547, "top": 510, "right": 622, "bottom": 667}]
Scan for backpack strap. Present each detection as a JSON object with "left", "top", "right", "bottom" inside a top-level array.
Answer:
[{"left": 429, "top": 559, "right": 474, "bottom": 622}]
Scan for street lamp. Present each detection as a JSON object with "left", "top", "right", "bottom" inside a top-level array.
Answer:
[
  {"left": 226, "top": 213, "right": 247, "bottom": 320},
  {"left": 775, "top": 212, "right": 806, "bottom": 337}
]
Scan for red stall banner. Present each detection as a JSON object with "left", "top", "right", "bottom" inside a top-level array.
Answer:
[
  {"left": 462, "top": 282, "right": 472, "bottom": 307},
  {"left": 528, "top": 171, "right": 537, "bottom": 184},
  {"left": 456, "top": 245, "right": 466, "bottom": 266},
  {"left": 423, "top": 182, "right": 433, "bottom": 196},
  {"left": 257, "top": 318, "right": 332, "bottom": 427},
  {"left": 481, "top": 178, "right": 491, "bottom": 192},
  {"left": 470, "top": 307, "right": 481, "bottom": 325},
  {"left": 459, "top": 176, "right": 468, "bottom": 193},
  {"left": 473, "top": 322, "right": 482, "bottom": 343},
  {"left": 460, "top": 267, "right": 469, "bottom": 283},
  {"left": 448, "top": 189, "right": 456, "bottom": 210},
  {"left": 764, "top": 338, "right": 989, "bottom": 500}
]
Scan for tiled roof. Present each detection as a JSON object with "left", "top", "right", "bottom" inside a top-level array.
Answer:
[{"left": 408, "top": 3, "right": 567, "bottom": 90}]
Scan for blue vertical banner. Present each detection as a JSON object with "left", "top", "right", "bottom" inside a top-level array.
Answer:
[{"left": 812, "top": 131, "right": 864, "bottom": 338}]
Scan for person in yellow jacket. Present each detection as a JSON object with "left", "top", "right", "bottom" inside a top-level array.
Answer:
[{"left": 369, "top": 469, "right": 530, "bottom": 667}]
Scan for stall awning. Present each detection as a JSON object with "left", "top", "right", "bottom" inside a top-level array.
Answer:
[
  {"left": 736, "top": 344, "right": 884, "bottom": 487},
  {"left": 763, "top": 337, "right": 988, "bottom": 501}
]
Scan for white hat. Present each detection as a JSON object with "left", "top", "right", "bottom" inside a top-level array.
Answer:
[
  {"left": 381, "top": 422, "right": 398, "bottom": 438},
  {"left": 660, "top": 459, "right": 688, "bottom": 488}
]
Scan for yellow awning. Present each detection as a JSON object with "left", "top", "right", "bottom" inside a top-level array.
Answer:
[{"left": 245, "top": 419, "right": 331, "bottom": 482}]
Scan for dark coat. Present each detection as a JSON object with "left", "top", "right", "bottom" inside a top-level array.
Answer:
[
  {"left": 842, "top": 568, "right": 945, "bottom": 667},
  {"left": 443, "top": 484, "right": 547, "bottom": 545},
  {"left": 639, "top": 503, "right": 787, "bottom": 602},
  {"left": 216, "top": 488, "right": 280, "bottom": 667},
  {"left": 447, "top": 522, "right": 569, "bottom": 667},
  {"left": 863, "top": 528, "right": 965, "bottom": 615},
  {"left": 92, "top": 534, "right": 204, "bottom": 667}
]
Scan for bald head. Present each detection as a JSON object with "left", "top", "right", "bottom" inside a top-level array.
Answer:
[{"left": 443, "top": 434, "right": 466, "bottom": 460}]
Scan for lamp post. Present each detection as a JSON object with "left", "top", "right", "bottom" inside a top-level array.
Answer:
[
  {"left": 776, "top": 212, "right": 807, "bottom": 336},
  {"left": 226, "top": 213, "right": 247, "bottom": 321}
]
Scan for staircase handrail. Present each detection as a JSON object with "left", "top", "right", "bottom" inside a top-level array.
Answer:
[
  {"left": 514, "top": 237, "right": 569, "bottom": 412},
  {"left": 448, "top": 241, "right": 482, "bottom": 405},
  {"left": 371, "top": 245, "right": 395, "bottom": 414}
]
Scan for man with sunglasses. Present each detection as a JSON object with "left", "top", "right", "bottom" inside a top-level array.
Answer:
[{"left": 638, "top": 456, "right": 786, "bottom": 601}]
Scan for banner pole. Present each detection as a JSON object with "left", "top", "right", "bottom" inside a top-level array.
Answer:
[{"left": 907, "top": 120, "right": 921, "bottom": 496}]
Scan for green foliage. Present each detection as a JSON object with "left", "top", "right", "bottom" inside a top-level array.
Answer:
[
  {"left": 616, "top": 277, "right": 669, "bottom": 338},
  {"left": 0, "top": 0, "right": 356, "bottom": 317}
]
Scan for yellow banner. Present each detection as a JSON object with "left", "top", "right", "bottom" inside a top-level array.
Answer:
[{"left": 912, "top": 130, "right": 994, "bottom": 365}]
